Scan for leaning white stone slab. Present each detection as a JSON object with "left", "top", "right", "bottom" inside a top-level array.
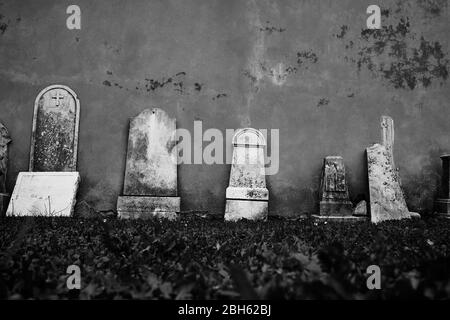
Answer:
[
  {"left": 6, "top": 172, "right": 80, "bottom": 217},
  {"left": 367, "top": 144, "right": 411, "bottom": 223}
]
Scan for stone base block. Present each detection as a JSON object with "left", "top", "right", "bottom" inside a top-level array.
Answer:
[
  {"left": 117, "top": 196, "right": 180, "bottom": 220},
  {"left": 224, "top": 199, "right": 268, "bottom": 221},
  {"left": 312, "top": 215, "right": 367, "bottom": 222},
  {"left": 319, "top": 200, "right": 353, "bottom": 216},
  {"left": 435, "top": 199, "right": 450, "bottom": 215}
]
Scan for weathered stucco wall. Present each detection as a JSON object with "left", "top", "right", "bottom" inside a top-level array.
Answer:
[{"left": 0, "top": 0, "right": 449, "bottom": 216}]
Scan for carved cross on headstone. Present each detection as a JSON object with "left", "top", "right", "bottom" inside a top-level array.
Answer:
[{"left": 51, "top": 91, "right": 65, "bottom": 107}]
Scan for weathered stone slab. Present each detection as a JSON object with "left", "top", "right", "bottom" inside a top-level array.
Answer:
[
  {"left": 435, "top": 154, "right": 450, "bottom": 215},
  {"left": 6, "top": 172, "right": 80, "bottom": 217},
  {"left": 117, "top": 108, "right": 180, "bottom": 219},
  {"left": 30, "top": 85, "right": 80, "bottom": 172},
  {"left": 123, "top": 108, "right": 177, "bottom": 196},
  {"left": 367, "top": 143, "right": 411, "bottom": 223},
  {"left": 319, "top": 156, "right": 353, "bottom": 216},
  {"left": 0, "top": 122, "right": 11, "bottom": 215},
  {"left": 225, "top": 128, "right": 268, "bottom": 221}
]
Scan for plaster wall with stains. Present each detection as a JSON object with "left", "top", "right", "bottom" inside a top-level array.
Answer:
[{"left": 0, "top": 0, "right": 449, "bottom": 216}]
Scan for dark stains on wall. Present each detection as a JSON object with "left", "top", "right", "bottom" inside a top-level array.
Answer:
[
  {"left": 143, "top": 72, "right": 184, "bottom": 92},
  {"left": 0, "top": 2, "right": 8, "bottom": 35},
  {"left": 317, "top": 98, "right": 330, "bottom": 107},
  {"left": 335, "top": 25, "right": 348, "bottom": 39},
  {"left": 212, "top": 93, "right": 227, "bottom": 100},
  {"left": 417, "top": 0, "right": 448, "bottom": 16},
  {"left": 297, "top": 50, "right": 318, "bottom": 68},
  {"left": 382, "top": 37, "right": 449, "bottom": 89},
  {"left": 259, "top": 21, "right": 286, "bottom": 34},
  {"left": 194, "top": 83, "right": 202, "bottom": 91},
  {"left": 342, "top": 16, "right": 449, "bottom": 90},
  {"left": 0, "top": 15, "right": 7, "bottom": 34},
  {"left": 0, "top": 5, "right": 22, "bottom": 36},
  {"left": 243, "top": 70, "right": 258, "bottom": 84},
  {"left": 102, "top": 71, "right": 202, "bottom": 95}
]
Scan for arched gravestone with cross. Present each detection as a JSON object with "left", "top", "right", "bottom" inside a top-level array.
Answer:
[
  {"left": 224, "top": 128, "right": 269, "bottom": 221},
  {"left": 6, "top": 85, "right": 80, "bottom": 217},
  {"left": 30, "top": 85, "right": 80, "bottom": 172}
]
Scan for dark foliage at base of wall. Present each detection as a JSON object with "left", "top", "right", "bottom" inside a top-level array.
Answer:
[{"left": 0, "top": 215, "right": 449, "bottom": 299}]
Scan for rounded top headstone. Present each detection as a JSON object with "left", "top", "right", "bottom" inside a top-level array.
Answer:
[
  {"left": 232, "top": 128, "right": 266, "bottom": 147},
  {"left": 34, "top": 84, "right": 79, "bottom": 106}
]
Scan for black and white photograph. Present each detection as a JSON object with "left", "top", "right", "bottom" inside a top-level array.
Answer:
[{"left": 0, "top": 0, "right": 449, "bottom": 311}]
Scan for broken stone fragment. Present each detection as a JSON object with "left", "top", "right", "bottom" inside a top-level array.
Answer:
[{"left": 353, "top": 200, "right": 368, "bottom": 216}]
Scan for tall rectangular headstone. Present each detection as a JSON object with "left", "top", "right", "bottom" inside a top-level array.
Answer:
[
  {"left": 7, "top": 85, "right": 80, "bottom": 217},
  {"left": 117, "top": 108, "right": 180, "bottom": 219},
  {"left": 319, "top": 156, "right": 353, "bottom": 216},
  {"left": 224, "top": 128, "right": 268, "bottom": 221},
  {"left": 435, "top": 154, "right": 450, "bottom": 216}
]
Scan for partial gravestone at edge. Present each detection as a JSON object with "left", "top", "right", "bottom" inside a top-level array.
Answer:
[
  {"left": 29, "top": 84, "right": 80, "bottom": 172},
  {"left": 117, "top": 107, "right": 180, "bottom": 220},
  {"left": 224, "top": 128, "right": 269, "bottom": 221},
  {"left": 0, "top": 122, "right": 11, "bottom": 215},
  {"left": 435, "top": 154, "right": 450, "bottom": 217}
]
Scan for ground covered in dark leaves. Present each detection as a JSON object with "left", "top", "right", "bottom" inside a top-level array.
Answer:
[{"left": 0, "top": 215, "right": 449, "bottom": 299}]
